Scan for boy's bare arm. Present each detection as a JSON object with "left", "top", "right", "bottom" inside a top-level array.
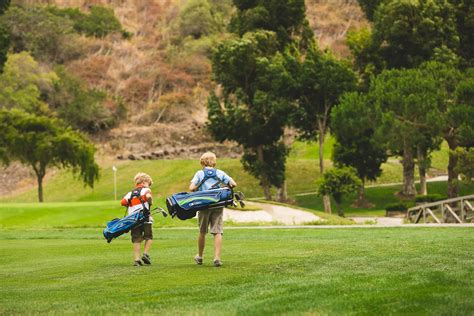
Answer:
[
  {"left": 189, "top": 182, "right": 198, "bottom": 192},
  {"left": 146, "top": 192, "right": 153, "bottom": 206},
  {"left": 229, "top": 179, "right": 237, "bottom": 187}
]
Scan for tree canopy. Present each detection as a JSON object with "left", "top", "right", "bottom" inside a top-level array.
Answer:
[{"left": 0, "top": 109, "right": 99, "bottom": 202}]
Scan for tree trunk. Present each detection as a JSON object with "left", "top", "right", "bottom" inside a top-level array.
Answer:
[
  {"left": 447, "top": 141, "right": 459, "bottom": 198},
  {"left": 402, "top": 143, "right": 416, "bottom": 196},
  {"left": 336, "top": 202, "right": 344, "bottom": 217},
  {"left": 318, "top": 119, "right": 331, "bottom": 214},
  {"left": 276, "top": 180, "right": 287, "bottom": 202},
  {"left": 357, "top": 180, "right": 365, "bottom": 205},
  {"left": 34, "top": 167, "right": 45, "bottom": 203},
  {"left": 417, "top": 146, "right": 427, "bottom": 196},
  {"left": 257, "top": 145, "right": 272, "bottom": 200}
]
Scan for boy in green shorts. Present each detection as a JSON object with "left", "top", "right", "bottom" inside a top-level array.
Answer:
[{"left": 189, "top": 152, "right": 237, "bottom": 267}]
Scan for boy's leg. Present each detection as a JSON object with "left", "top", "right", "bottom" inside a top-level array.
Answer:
[
  {"left": 213, "top": 233, "right": 222, "bottom": 261},
  {"left": 209, "top": 208, "right": 224, "bottom": 263},
  {"left": 143, "top": 224, "right": 153, "bottom": 255},
  {"left": 198, "top": 232, "right": 206, "bottom": 257},
  {"left": 133, "top": 242, "right": 141, "bottom": 261},
  {"left": 197, "top": 211, "right": 210, "bottom": 259}
]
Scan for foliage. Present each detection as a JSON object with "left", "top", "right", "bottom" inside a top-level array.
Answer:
[
  {"left": 357, "top": 0, "right": 384, "bottom": 21},
  {"left": 0, "top": 109, "right": 99, "bottom": 202},
  {"left": 207, "top": 30, "right": 294, "bottom": 198},
  {"left": 0, "top": 5, "right": 83, "bottom": 64},
  {"left": 450, "top": 0, "right": 474, "bottom": 68},
  {"left": 48, "top": 5, "right": 125, "bottom": 38},
  {"left": 454, "top": 147, "right": 474, "bottom": 181},
  {"left": 414, "top": 194, "right": 446, "bottom": 203},
  {"left": 385, "top": 202, "right": 409, "bottom": 212},
  {"left": 372, "top": 0, "right": 459, "bottom": 69},
  {"left": 229, "top": 0, "right": 312, "bottom": 48},
  {"left": 178, "top": 0, "right": 219, "bottom": 39},
  {"left": 0, "top": 0, "right": 9, "bottom": 73},
  {"left": 0, "top": 52, "right": 57, "bottom": 114},
  {"left": 292, "top": 46, "right": 357, "bottom": 140},
  {"left": 48, "top": 66, "right": 120, "bottom": 133},
  {"left": 316, "top": 166, "right": 361, "bottom": 216},
  {"left": 331, "top": 92, "right": 387, "bottom": 184}
]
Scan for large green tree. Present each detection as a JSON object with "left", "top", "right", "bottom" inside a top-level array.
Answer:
[
  {"left": 330, "top": 92, "right": 388, "bottom": 205},
  {"left": 370, "top": 67, "right": 444, "bottom": 196},
  {"left": 207, "top": 31, "right": 293, "bottom": 200},
  {"left": 0, "top": 109, "right": 99, "bottom": 202},
  {"left": 292, "top": 46, "right": 357, "bottom": 212}
]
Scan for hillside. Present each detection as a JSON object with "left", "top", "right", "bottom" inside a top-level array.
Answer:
[{"left": 1, "top": 0, "right": 368, "bottom": 196}]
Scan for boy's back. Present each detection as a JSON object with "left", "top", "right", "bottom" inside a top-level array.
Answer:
[{"left": 191, "top": 167, "right": 233, "bottom": 191}]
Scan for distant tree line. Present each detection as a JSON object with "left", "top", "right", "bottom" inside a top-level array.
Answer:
[{"left": 207, "top": 0, "right": 474, "bottom": 215}]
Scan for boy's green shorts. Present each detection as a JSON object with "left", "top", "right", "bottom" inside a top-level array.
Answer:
[{"left": 131, "top": 223, "right": 153, "bottom": 243}]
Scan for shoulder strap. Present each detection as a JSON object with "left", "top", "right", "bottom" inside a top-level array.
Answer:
[
  {"left": 128, "top": 187, "right": 149, "bottom": 212},
  {"left": 196, "top": 168, "right": 226, "bottom": 190}
]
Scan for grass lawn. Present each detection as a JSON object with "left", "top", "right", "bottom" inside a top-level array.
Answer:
[
  {"left": 0, "top": 199, "right": 351, "bottom": 229},
  {"left": 0, "top": 227, "right": 472, "bottom": 314},
  {"left": 293, "top": 181, "right": 474, "bottom": 216}
]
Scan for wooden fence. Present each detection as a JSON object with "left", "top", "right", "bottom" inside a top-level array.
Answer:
[{"left": 407, "top": 194, "right": 474, "bottom": 224}]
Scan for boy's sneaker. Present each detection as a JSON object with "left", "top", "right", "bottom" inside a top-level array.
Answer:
[
  {"left": 213, "top": 259, "right": 222, "bottom": 267},
  {"left": 133, "top": 260, "right": 143, "bottom": 266},
  {"left": 194, "top": 255, "right": 203, "bottom": 265},
  {"left": 142, "top": 253, "right": 151, "bottom": 265}
]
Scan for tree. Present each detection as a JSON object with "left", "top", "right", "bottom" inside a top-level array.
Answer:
[
  {"left": 331, "top": 92, "right": 388, "bottom": 205},
  {"left": 207, "top": 31, "right": 294, "bottom": 200},
  {"left": 229, "top": 0, "right": 312, "bottom": 48},
  {"left": 292, "top": 45, "right": 357, "bottom": 212},
  {"left": 357, "top": 0, "right": 385, "bottom": 21},
  {"left": 450, "top": 0, "right": 474, "bottom": 68},
  {"left": 0, "top": 109, "right": 99, "bottom": 202},
  {"left": 316, "top": 167, "right": 361, "bottom": 217},
  {"left": 369, "top": 67, "right": 444, "bottom": 196},
  {"left": 0, "top": 0, "right": 10, "bottom": 73},
  {"left": 443, "top": 68, "right": 474, "bottom": 196},
  {"left": 0, "top": 52, "right": 57, "bottom": 114},
  {"left": 178, "top": 0, "right": 218, "bottom": 39},
  {"left": 454, "top": 148, "right": 474, "bottom": 182}
]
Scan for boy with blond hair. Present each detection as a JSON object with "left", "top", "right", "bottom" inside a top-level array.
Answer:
[
  {"left": 189, "top": 152, "right": 237, "bottom": 267},
  {"left": 121, "top": 172, "right": 154, "bottom": 266}
]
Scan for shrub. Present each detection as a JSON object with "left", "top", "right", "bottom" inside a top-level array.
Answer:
[
  {"left": 414, "top": 194, "right": 446, "bottom": 203},
  {"left": 0, "top": 6, "right": 82, "bottom": 64},
  {"left": 48, "top": 5, "right": 126, "bottom": 38},
  {"left": 385, "top": 203, "right": 409, "bottom": 212}
]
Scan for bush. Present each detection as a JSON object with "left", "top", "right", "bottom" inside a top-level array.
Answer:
[
  {"left": 414, "top": 194, "right": 446, "bottom": 203},
  {"left": 0, "top": 6, "right": 82, "bottom": 64},
  {"left": 385, "top": 203, "right": 409, "bottom": 212},
  {"left": 48, "top": 5, "right": 126, "bottom": 38}
]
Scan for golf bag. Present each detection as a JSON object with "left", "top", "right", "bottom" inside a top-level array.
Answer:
[
  {"left": 103, "top": 210, "right": 148, "bottom": 243},
  {"left": 103, "top": 187, "right": 167, "bottom": 243},
  {"left": 166, "top": 168, "right": 245, "bottom": 220}
]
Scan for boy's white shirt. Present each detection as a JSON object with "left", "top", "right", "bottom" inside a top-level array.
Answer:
[{"left": 122, "top": 187, "right": 152, "bottom": 217}]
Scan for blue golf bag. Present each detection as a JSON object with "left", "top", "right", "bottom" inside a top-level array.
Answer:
[
  {"left": 103, "top": 210, "right": 148, "bottom": 243},
  {"left": 166, "top": 168, "right": 245, "bottom": 220}
]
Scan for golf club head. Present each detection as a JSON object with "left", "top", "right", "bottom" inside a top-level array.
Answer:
[
  {"left": 161, "top": 210, "right": 168, "bottom": 217},
  {"left": 239, "top": 200, "right": 245, "bottom": 208}
]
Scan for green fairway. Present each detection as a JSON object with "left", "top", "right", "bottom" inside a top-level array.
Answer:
[{"left": 0, "top": 228, "right": 472, "bottom": 314}]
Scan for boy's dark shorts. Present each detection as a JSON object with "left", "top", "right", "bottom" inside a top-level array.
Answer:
[{"left": 131, "top": 223, "right": 153, "bottom": 243}]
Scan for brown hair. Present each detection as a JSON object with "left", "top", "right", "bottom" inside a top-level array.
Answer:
[{"left": 134, "top": 172, "right": 153, "bottom": 186}]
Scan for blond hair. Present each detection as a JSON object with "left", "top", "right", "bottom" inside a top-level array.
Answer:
[
  {"left": 134, "top": 172, "right": 153, "bottom": 186},
  {"left": 200, "top": 152, "right": 217, "bottom": 167}
]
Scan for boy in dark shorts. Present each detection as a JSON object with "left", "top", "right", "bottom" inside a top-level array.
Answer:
[
  {"left": 120, "top": 173, "right": 154, "bottom": 266},
  {"left": 189, "top": 152, "right": 237, "bottom": 267}
]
